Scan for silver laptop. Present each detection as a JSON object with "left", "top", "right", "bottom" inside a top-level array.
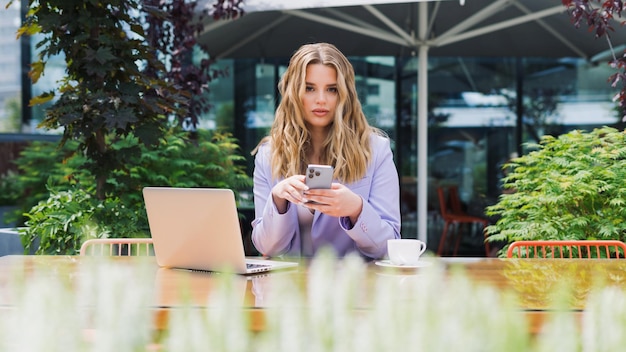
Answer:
[{"left": 142, "top": 187, "right": 298, "bottom": 274}]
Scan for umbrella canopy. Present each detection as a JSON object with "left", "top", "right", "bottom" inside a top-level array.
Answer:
[
  {"left": 198, "top": 0, "right": 624, "bottom": 243},
  {"left": 199, "top": 0, "right": 623, "bottom": 61}
]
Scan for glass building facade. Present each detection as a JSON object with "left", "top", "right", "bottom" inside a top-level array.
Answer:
[
  {"left": 0, "top": 4, "right": 621, "bottom": 254},
  {"left": 196, "top": 55, "right": 619, "bottom": 253}
]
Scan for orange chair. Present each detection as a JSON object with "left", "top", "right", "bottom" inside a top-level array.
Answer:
[
  {"left": 79, "top": 238, "right": 154, "bottom": 256},
  {"left": 436, "top": 186, "right": 490, "bottom": 256},
  {"left": 506, "top": 240, "right": 626, "bottom": 259}
]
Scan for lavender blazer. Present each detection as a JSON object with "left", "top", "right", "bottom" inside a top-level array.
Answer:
[{"left": 251, "top": 134, "right": 401, "bottom": 260}]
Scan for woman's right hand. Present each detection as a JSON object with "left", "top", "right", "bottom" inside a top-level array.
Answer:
[{"left": 271, "top": 175, "right": 308, "bottom": 213}]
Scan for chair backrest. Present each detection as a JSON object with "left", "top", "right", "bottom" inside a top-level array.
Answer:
[
  {"left": 437, "top": 186, "right": 451, "bottom": 217},
  {"left": 447, "top": 185, "right": 464, "bottom": 214},
  {"left": 437, "top": 185, "right": 469, "bottom": 218},
  {"left": 506, "top": 240, "right": 626, "bottom": 259},
  {"left": 80, "top": 238, "right": 154, "bottom": 256}
]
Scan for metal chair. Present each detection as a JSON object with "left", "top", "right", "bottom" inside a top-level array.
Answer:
[
  {"left": 436, "top": 185, "right": 490, "bottom": 256},
  {"left": 506, "top": 240, "right": 626, "bottom": 259},
  {"left": 79, "top": 238, "right": 154, "bottom": 256}
]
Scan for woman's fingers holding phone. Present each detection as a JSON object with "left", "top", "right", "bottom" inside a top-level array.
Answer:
[
  {"left": 302, "top": 185, "right": 332, "bottom": 204},
  {"left": 272, "top": 175, "right": 307, "bottom": 204},
  {"left": 305, "top": 184, "right": 362, "bottom": 220}
]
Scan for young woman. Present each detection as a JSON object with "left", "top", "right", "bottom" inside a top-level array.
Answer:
[{"left": 251, "top": 42, "right": 400, "bottom": 260}]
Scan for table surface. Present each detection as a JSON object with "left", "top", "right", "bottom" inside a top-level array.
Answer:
[{"left": 2, "top": 255, "right": 626, "bottom": 332}]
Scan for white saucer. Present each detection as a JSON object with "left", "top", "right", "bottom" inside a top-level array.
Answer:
[{"left": 375, "top": 260, "right": 432, "bottom": 269}]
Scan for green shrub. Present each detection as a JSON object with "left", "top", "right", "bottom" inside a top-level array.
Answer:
[
  {"left": 21, "top": 188, "right": 104, "bottom": 255},
  {"left": 485, "top": 126, "right": 626, "bottom": 256},
  {"left": 0, "top": 170, "right": 20, "bottom": 206},
  {"left": 16, "top": 129, "right": 251, "bottom": 255},
  {"left": 10, "top": 139, "right": 88, "bottom": 227}
]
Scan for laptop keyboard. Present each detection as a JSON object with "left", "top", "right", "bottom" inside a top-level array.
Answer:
[{"left": 246, "top": 263, "right": 271, "bottom": 269}]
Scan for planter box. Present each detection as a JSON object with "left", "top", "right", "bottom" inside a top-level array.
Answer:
[
  {"left": 0, "top": 205, "right": 18, "bottom": 227},
  {"left": 0, "top": 227, "right": 37, "bottom": 256}
]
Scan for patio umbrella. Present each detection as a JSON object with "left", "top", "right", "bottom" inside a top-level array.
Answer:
[
  {"left": 198, "top": 0, "right": 626, "bottom": 243},
  {"left": 200, "top": 0, "right": 622, "bottom": 60}
]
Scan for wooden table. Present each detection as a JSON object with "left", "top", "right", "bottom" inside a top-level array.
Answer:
[
  {"left": 2, "top": 255, "right": 626, "bottom": 334},
  {"left": 443, "top": 257, "right": 626, "bottom": 334}
]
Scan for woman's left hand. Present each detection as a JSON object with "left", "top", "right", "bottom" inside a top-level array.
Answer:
[{"left": 303, "top": 183, "right": 363, "bottom": 223}]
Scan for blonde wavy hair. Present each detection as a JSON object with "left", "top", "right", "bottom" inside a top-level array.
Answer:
[{"left": 254, "top": 42, "right": 383, "bottom": 184}]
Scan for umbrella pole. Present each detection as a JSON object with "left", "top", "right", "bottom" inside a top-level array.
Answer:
[{"left": 417, "top": 1, "right": 429, "bottom": 245}]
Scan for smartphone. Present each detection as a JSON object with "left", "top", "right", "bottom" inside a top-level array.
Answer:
[{"left": 305, "top": 164, "right": 333, "bottom": 189}]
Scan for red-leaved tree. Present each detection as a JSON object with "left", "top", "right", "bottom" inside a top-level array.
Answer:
[
  {"left": 563, "top": 0, "right": 626, "bottom": 121},
  {"left": 143, "top": 0, "right": 245, "bottom": 132}
]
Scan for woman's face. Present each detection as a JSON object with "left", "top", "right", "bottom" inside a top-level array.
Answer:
[{"left": 301, "top": 63, "right": 338, "bottom": 132}]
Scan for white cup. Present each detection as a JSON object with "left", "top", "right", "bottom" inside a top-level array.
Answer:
[{"left": 387, "top": 239, "right": 427, "bottom": 266}]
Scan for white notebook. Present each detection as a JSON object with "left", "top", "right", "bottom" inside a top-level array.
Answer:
[{"left": 142, "top": 187, "right": 298, "bottom": 274}]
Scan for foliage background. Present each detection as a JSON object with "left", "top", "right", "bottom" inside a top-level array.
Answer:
[{"left": 3, "top": 0, "right": 250, "bottom": 254}]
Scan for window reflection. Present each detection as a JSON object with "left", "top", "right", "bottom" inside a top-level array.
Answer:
[{"left": 0, "top": 2, "right": 21, "bottom": 133}]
